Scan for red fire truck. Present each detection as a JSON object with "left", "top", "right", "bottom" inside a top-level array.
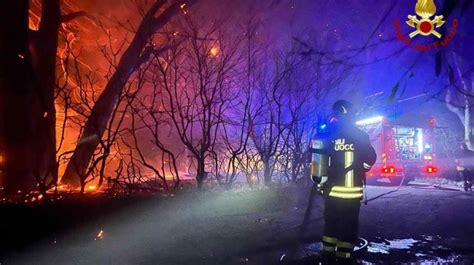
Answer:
[{"left": 357, "top": 116, "right": 439, "bottom": 185}]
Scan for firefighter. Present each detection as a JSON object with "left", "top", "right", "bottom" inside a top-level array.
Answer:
[{"left": 312, "top": 100, "right": 376, "bottom": 264}]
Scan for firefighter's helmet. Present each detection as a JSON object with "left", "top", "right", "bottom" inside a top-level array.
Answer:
[{"left": 332, "top": 100, "right": 354, "bottom": 117}]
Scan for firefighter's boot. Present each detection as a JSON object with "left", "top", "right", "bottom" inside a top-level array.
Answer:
[
  {"left": 335, "top": 241, "right": 355, "bottom": 265},
  {"left": 321, "top": 236, "right": 337, "bottom": 264}
]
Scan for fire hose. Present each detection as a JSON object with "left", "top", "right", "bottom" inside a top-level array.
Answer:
[{"left": 364, "top": 173, "right": 406, "bottom": 204}]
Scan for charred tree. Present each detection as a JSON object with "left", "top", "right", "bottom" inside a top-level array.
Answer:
[{"left": 29, "top": 0, "right": 62, "bottom": 193}]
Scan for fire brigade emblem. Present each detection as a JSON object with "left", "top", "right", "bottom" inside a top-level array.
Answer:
[{"left": 406, "top": 0, "right": 445, "bottom": 38}]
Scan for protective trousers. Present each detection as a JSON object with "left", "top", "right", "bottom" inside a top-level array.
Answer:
[{"left": 322, "top": 196, "right": 361, "bottom": 261}]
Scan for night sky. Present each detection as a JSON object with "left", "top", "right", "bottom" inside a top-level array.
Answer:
[{"left": 42, "top": 0, "right": 474, "bottom": 125}]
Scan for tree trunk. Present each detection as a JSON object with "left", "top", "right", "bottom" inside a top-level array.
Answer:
[
  {"left": 196, "top": 156, "right": 206, "bottom": 190},
  {"left": 62, "top": 0, "right": 184, "bottom": 186},
  {"left": 30, "top": 0, "right": 61, "bottom": 191},
  {"left": 464, "top": 98, "right": 471, "bottom": 145},
  {"left": 446, "top": 53, "right": 474, "bottom": 150},
  {"left": 0, "top": 0, "right": 37, "bottom": 196},
  {"left": 263, "top": 159, "right": 272, "bottom": 184},
  {"left": 291, "top": 165, "right": 298, "bottom": 183}
]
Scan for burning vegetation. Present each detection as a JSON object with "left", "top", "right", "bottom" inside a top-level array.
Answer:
[
  {"left": 1, "top": 0, "right": 340, "bottom": 200},
  {"left": 0, "top": 0, "right": 473, "bottom": 202}
]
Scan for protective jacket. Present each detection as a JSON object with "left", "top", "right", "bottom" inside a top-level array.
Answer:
[{"left": 319, "top": 122, "right": 377, "bottom": 199}]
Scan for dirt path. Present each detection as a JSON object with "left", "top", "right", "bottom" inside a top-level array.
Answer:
[{"left": 3, "top": 184, "right": 474, "bottom": 264}]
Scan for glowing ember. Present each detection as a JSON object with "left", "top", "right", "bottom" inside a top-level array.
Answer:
[
  {"left": 95, "top": 229, "right": 105, "bottom": 240},
  {"left": 88, "top": 185, "right": 97, "bottom": 191},
  {"left": 209, "top": 46, "right": 219, "bottom": 57},
  {"left": 180, "top": 3, "right": 189, "bottom": 14}
]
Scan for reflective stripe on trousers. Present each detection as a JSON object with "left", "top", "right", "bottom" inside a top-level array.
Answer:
[
  {"left": 322, "top": 236, "right": 355, "bottom": 258},
  {"left": 322, "top": 236, "right": 337, "bottom": 252}
]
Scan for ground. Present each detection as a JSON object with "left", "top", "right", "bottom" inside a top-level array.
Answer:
[{"left": 1, "top": 179, "right": 474, "bottom": 265}]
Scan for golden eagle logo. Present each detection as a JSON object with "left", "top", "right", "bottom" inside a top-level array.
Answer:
[{"left": 406, "top": 0, "right": 445, "bottom": 38}]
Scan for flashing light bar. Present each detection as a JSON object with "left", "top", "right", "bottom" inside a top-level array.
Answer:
[
  {"left": 356, "top": 116, "right": 384, "bottom": 126},
  {"left": 417, "top": 128, "right": 424, "bottom": 154}
]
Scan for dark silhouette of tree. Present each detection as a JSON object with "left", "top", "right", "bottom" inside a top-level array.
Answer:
[
  {"left": 0, "top": 0, "right": 37, "bottom": 197},
  {"left": 0, "top": 0, "right": 71, "bottom": 197}
]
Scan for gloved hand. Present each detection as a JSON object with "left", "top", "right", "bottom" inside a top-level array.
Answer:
[{"left": 317, "top": 177, "right": 329, "bottom": 195}]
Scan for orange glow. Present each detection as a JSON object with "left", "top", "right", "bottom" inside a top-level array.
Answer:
[
  {"left": 95, "top": 229, "right": 104, "bottom": 240},
  {"left": 87, "top": 185, "right": 97, "bottom": 191},
  {"left": 56, "top": 185, "right": 69, "bottom": 191},
  {"left": 28, "top": 9, "right": 40, "bottom": 31},
  {"left": 209, "top": 46, "right": 219, "bottom": 57},
  {"left": 46, "top": 184, "right": 76, "bottom": 194},
  {"left": 250, "top": 175, "right": 258, "bottom": 183},
  {"left": 28, "top": 1, "right": 128, "bottom": 184}
]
